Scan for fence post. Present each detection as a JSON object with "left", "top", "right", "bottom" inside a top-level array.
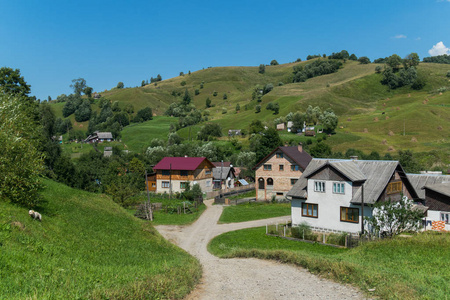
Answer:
[
  {"left": 323, "top": 233, "right": 326, "bottom": 244},
  {"left": 284, "top": 226, "right": 286, "bottom": 237},
  {"left": 302, "top": 229, "right": 304, "bottom": 240},
  {"left": 266, "top": 224, "right": 268, "bottom": 234},
  {"left": 345, "top": 235, "right": 348, "bottom": 248},
  {"left": 276, "top": 223, "right": 278, "bottom": 233}
]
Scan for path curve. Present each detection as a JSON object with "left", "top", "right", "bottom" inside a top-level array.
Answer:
[{"left": 155, "top": 199, "right": 366, "bottom": 300}]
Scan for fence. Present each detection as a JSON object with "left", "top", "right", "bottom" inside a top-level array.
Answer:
[{"left": 206, "top": 183, "right": 255, "bottom": 199}]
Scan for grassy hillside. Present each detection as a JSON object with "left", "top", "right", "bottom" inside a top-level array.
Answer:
[
  {"left": 50, "top": 60, "right": 450, "bottom": 158},
  {"left": 0, "top": 179, "right": 201, "bottom": 299}
]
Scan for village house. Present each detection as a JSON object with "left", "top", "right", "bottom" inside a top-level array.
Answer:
[
  {"left": 153, "top": 157, "right": 215, "bottom": 194},
  {"left": 84, "top": 131, "right": 113, "bottom": 143},
  {"left": 407, "top": 173, "right": 450, "bottom": 231},
  {"left": 212, "top": 162, "right": 236, "bottom": 189},
  {"left": 287, "top": 159, "right": 420, "bottom": 234},
  {"left": 253, "top": 144, "right": 312, "bottom": 201},
  {"left": 228, "top": 129, "right": 241, "bottom": 136}
]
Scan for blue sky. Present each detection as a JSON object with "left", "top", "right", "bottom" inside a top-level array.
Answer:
[{"left": 1, "top": 0, "right": 450, "bottom": 100}]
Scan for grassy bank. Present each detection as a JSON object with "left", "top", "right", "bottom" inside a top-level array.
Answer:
[
  {"left": 208, "top": 227, "right": 450, "bottom": 299},
  {"left": 0, "top": 180, "right": 201, "bottom": 299},
  {"left": 218, "top": 201, "right": 290, "bottom": 223}
]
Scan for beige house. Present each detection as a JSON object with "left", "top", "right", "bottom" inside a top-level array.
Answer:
[
  {"left": 153, "top": 157, "right": 215, "bottom": 194},
  {"left": 253, "top": 145, "right": 312, "bottom": 201}
]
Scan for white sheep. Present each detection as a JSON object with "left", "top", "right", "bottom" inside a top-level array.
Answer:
[{"left": 28, "top": 210, "right": 42, "bottom": 221}]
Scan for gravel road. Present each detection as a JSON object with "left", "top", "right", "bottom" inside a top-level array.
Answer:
[{"left": 155, "top": 199, "right": 367, "bottom": 300}]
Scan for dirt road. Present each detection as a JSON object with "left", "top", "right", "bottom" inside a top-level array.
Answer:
[{"left": 155, "top": 200, "right": 366, "bottom": 300}]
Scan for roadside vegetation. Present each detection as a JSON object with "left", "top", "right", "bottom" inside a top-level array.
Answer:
[
  {"left": 208, "top": 227, "right": 450, "bottom": 299},
  {"left": 218, "top": 201, "right": 291, "bottom": 223},
  {"left": 0, "top": 180, "right": 201, "bottom": 299}
]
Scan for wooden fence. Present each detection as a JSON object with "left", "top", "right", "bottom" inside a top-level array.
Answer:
[{"left": 205, "top": 183, "right": 255, "bottom": 199}]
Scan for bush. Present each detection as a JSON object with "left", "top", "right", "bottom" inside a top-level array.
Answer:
[
  {"left": 223, "top": 93, "right": 227, "bottom": 100},
  {"left": 213, "top": 91, "right": 218, "bottom": 97},
  {"left": 358, "top": 56, "right": 371, "bottom": 64},
  {"left": 291, "top": 223, "right": 318, "bottom": 241},
  {"left": 180, "top": 81, "right": 186, "bottom": 86},
  {"left": 255, "top": 105, "right": 261, "bottom": 113},
  {"left": 446, "top": 71, "right": 450, "bottom": 78},
  {"left": 133, "top": 107, "right": 153, "bottom": 123},
  {"left": 270, "top": 60, "right": 279, "bottom": 66},
  {"left": 375, "top": 66, "right": 382, "bottom": 73},
  {"left": 116, "top": 82, "right": 124, "bottom": 89},
  {"left": 326, "top": 232, "right": 348, "bottom": 246},
  {"left": 258, "top": 64, "right": 265, "bottom": 74},
  {"left": 194, "top": 89, "right": 200, "bottom": 95}
]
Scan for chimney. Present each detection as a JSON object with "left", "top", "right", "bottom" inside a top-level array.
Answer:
[
  {"left": 284, "top": 142, "right": 289, "bottom": 147},
  {"left": 297, "top": 142, "right": 303, "bottom": 153},
  {"left": 350, "top": 156, "right": 358, "bottom": 160}
]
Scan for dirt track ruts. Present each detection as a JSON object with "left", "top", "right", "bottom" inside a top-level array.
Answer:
[{"left": 155, "top": 199, "right": 367, "bottom": 300}]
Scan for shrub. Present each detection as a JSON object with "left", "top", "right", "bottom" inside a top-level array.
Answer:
[
  {"left": 258, "top": 64, "right": 265, "bottom": 74},
  {"left": 180, "top": 81, "right": 186, "bottom": 86},
  {"left": 326, "top": 232, "right": 348, "bottom": 246},
  {"left": 291, "top": 223, "right": 318, "bottom": 241},
  {"left": 223, "top": 93, "right": 227, "bottom": 100},
  {"left": 278, "top": 82, "right": 284, "bottom": 86},
  {"left": 375, "top": 66, "right": 382, "bottom": 73},
  {"left": 116, "top": 82, "right": 124, "bottom": 89},
  {"left": 358, "top": 56, "right": 371, "bottom": 64},
  {"left": 446, "top": 71, "right": 450, "bottom": 78},
  {"left": 213, "top": 91, "right": 218, "bottom": 97},
  {"left": 270, "top": 60, "right": 279, "bottom": 66},
  {"left": 255, "top": 105, "right": 261, "bottom": 113},
  {"left": 195, "top": 89, "right": 200, "bottom": 95}
]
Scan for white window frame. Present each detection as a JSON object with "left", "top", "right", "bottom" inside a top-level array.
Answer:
[
  {"left": 162, "top": 181, "right": 170, "bottom": 188},
  {"left": 333, "top": 182, "right": 345, "bottom": 194},
  {"left": 206, "top": 180, "right": 211, "bottom": 187},
  {"left": 441, "top": 212, "right": 450, "bottom": 224},
  {"left": 314, "top": 181, "right": 325, "bottom": 192}
]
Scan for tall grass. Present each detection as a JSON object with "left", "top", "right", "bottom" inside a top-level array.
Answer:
[{"left": 0, "top": 179, "right": 201, "bottom": 299}]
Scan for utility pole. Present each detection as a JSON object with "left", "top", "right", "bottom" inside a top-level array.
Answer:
[
  {"left": 144, "top": 170, "right": 153, "bottom": 221},
  {"left": 169, "top": 163, "right": 172, "bottom": 200},
  {"left": 361, "top": 183, "right": 365, "bottom": 235}
]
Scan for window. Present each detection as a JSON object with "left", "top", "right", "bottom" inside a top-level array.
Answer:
[
  {"left": 291, "top": 178, "right": 298, "bottom": 185},
  {"left": 387, "top": 181, "right": 402, "bottom": 194},
  {"left": 267, "top": 178, "right": 273, "bottom": 186},
  {"left": 441, "top": 213, "right": 450, "bottom": 224},
  {"left": 340, "top": 207, "right": 359, "bottom": 223},
  {"left": 276, "top": 192, "right": 283, "bottom": 196},
  {"left": 205, "top": 169, "right": 211, "bottom": 175},
  {"left": 263, "top": 164, "right": 272, "bottom": 171},
  {"left": 302, "top": 203, "right": 318, "bottom": 218},
  {"left": 180, "top": 182, "right": 188, "bottom": 189},
  {"left": 206, "top": 180, "right": 211, "bottom": 187},
  {"left": 333, "top": 182, "right": 345, "bottom": 194},
  {"left": 162, "top": 181, "right": 170, "bottom": 188},
  {"left": 279, "top": 164, "right": 284, "bottom": 171},
  {"left": 276, "top": 153, "right": 284, "bottom": 158},
  {"left": 291, "top": 165, "right": 299, "bottom": 171},
  {"left": 162, "top": 170, "right": 170, "bottom": 176},
  {"left": 314, "top": 181, "right": 325, "bottom": 192},
  {"left": 151, "top": 183, "right": 156, "bottom": 187},
  {"left": 180, "top": 170, "right": 188, "bottom": 177}
]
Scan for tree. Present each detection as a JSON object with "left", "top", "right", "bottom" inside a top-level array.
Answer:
[
  {"left": 270, "top": 60, "right": 279, "bottom": 65},
  {"left": 197, "top": 123, "right": 222, "bottom": 141},
  {"left": 258, "top": 64, "right": 265, "bottom": 74},
  {"left": 168, "top": 132, "right": 182, "bottom": 146},
  {"left": 183, "top": 89, "right": 191, "bottom": 105},
  {"left": 320, "top": 109, "right": 338, "bottom": 133},
  {"left": 141, "top": 80, "right": 146, "bottom": 87},
  {"left": 0, "top": 67, "right": 31, "bottom": 96},
  {"left": 249, "top": 120, "right": 265, "bottom": 134},
  {"left": 250, "top": 128, "right": 282, "bottom": 163},
  {"left": 133, "top": 107, "right": 153, "bottom": 123},
  {"left": 70, "top": 78, "right": 87, "bottom": 96},
  {"left": 375, "top": 66, "right": 382, "bottom": 73},
  {"left": 205, "top": 97, "right": 212, "bottom": 108},
  {"left": 117, "top": 82, "right": 124, "bottom": 89},
  {"left": 386, "top": 54, "right": 402, "bottom": 71},
  {"left": 358, "top": 56, "right": 371, "bottom": 64},
  {"left": 195, "top": 89, "right": 200, "bottom": 95},
  {"left": 83, "top": 86, "right": 93, "bottom": 98},
  {"left": 404, "top": 53, "right": 420, "bottom": 68},
  {"left": 0, "top": 93, "right": 44, "bottom": 207},
  {"left": 179, "top": 71, "right": 184, "bottom": 76},
  {"left": 74, "top": 99, "right": 91, "bottom": 122},
  {"left": 235, "top": 103, "right": 240, "bottom": 112},
  {"left": 447, "top": 71, "right": 450, "bottom": 78},
  {"left": 105, "top": 174, "right": 138, "bottom": 206},
  {"left": 365, "top": 196, "right": 424, "bottom": 237},
  {"left": 309, "top": 142, "right": 332, "bottom": 158},
  {"left": 349, "top": 54, "right": 358, "bottom": 61},
  {"left": 398, "top": 150, "right": 422, "bottom": 173},
  {"left": 223, "top": 93, "right": 227, "bottom": 100},
  {"left": 255, "top": 105, "right": 261, "bottom": 113},
  {"left": 263, "top": 83, "right": 274, "bottom": 94}
]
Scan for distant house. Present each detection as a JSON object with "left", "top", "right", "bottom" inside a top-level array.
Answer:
[
  {"left": 253, "top": 144, "right": 312, "bottom": 201},
  {"left": 212, "top": 162, "right": 236, "bottom": 189},
  {"left": 276, "top": 123, "right": 285, "bottom": 131},
  {"left": 408, "top": 174, "right": 450, "bottom": 231},
  {"left": 84, "top": 131, "right": 113, "bottom": 143},
  {"left": 287, "top": 159, "right": 420, "bottom": 234},
  {"left": 228, "top": 129, "right": 241, "bottom": 136},
  {"left": 145, "top": 173, "right": 157, "bottom": 192},
  {"left": 153, "top": 157, "right": 215, "bottom": 194},
  {"left": 287, "top": 121, "right": 293, "bottom": 132},
  {"left": 93, "top": 93, "right": 101, "bottom": 99},
  {"left": 304, "top": 126, "right": 315, "bottom": 136},
  {"left": 103, "top": 147, "right": 113, "bottom": 157}
]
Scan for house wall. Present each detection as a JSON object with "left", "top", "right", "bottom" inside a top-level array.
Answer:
[
  {"left": 255, "top": 152, "right": 303, "bottom": 201},
  {"left": 291, "top": 179, "right": 373, "bottom": 234},
  {"left": 156, "top": 178, "right": 213, "bottom": 194},
  {"left": 378, "top": 170, "right": 413, "bottom": 202},
  {"left": 424, "top": 210, "right": 450, "bottom": 231}
]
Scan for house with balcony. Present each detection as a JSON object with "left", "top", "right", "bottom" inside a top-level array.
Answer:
[
  {"left": 287, "top": 159, "right": 420, "bottom": 234},
  {"left": 253, "top": 144, "right": 312, "bottom": 201},
  {"left": 153, "top": 157, "right": 215, "bottom": 194}
]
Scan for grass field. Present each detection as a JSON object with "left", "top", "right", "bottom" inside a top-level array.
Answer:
[
  {"left": 151, "top": 204, "right": 207, "bottom": 225},
  {"left": 0, "top": 180, "right": 201, "bottom": 299},
  {"left": 218, "top": 201, "right": 291, "bottom": 223},
  {"left": 121, "top": 116, "right": 179, "bottom": 153},
  {"left": 208, "top": 227, "right": 450, "bottom": 299}
]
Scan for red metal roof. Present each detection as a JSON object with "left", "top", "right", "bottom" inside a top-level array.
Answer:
[{"left": 153, "top": 157, "right": 213, "bottom": 171}]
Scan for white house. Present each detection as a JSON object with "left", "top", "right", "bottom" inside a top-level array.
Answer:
[
  {"left": 287, "top": 159, "right": 420, "bottom": 234},
  {"left": 408, "top": 174, "right": 450, "bottom": 231}
]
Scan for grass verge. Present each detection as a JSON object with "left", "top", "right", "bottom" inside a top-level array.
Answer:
[
  {"left": 208, "top": 226, "right": 450, "bottom": 299},
  {"left": 0, "top": 179, "right": 201, "bottom": 299},
  {"left": 218, "top": 201, "right": 290, "bottom": 223}
]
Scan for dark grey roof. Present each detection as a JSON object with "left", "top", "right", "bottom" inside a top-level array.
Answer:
[
  {"left": 407, "top": 174, "right": 450, "bottom": 199},
  {"left": 213, "top": 167, "right": 234, "bottom": 180},
  {"left": 287, "top": 159, "right": 402, "bottom": 204},
  {"left": 97, "top": 132, "right": 113, "bottom": 139},
  {"left": 423, "top": 182, "right": 450, "bottom": 198},
  {"left": 279, "top": 146, "right": 312, "bottom": 170}
]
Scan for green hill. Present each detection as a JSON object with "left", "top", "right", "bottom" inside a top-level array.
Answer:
[
  {"left": 0, "top": 179, "right": 201, "bottom": 299},
  {"left": 50, "top": 59, "right": 450, "bottom": 157}
]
